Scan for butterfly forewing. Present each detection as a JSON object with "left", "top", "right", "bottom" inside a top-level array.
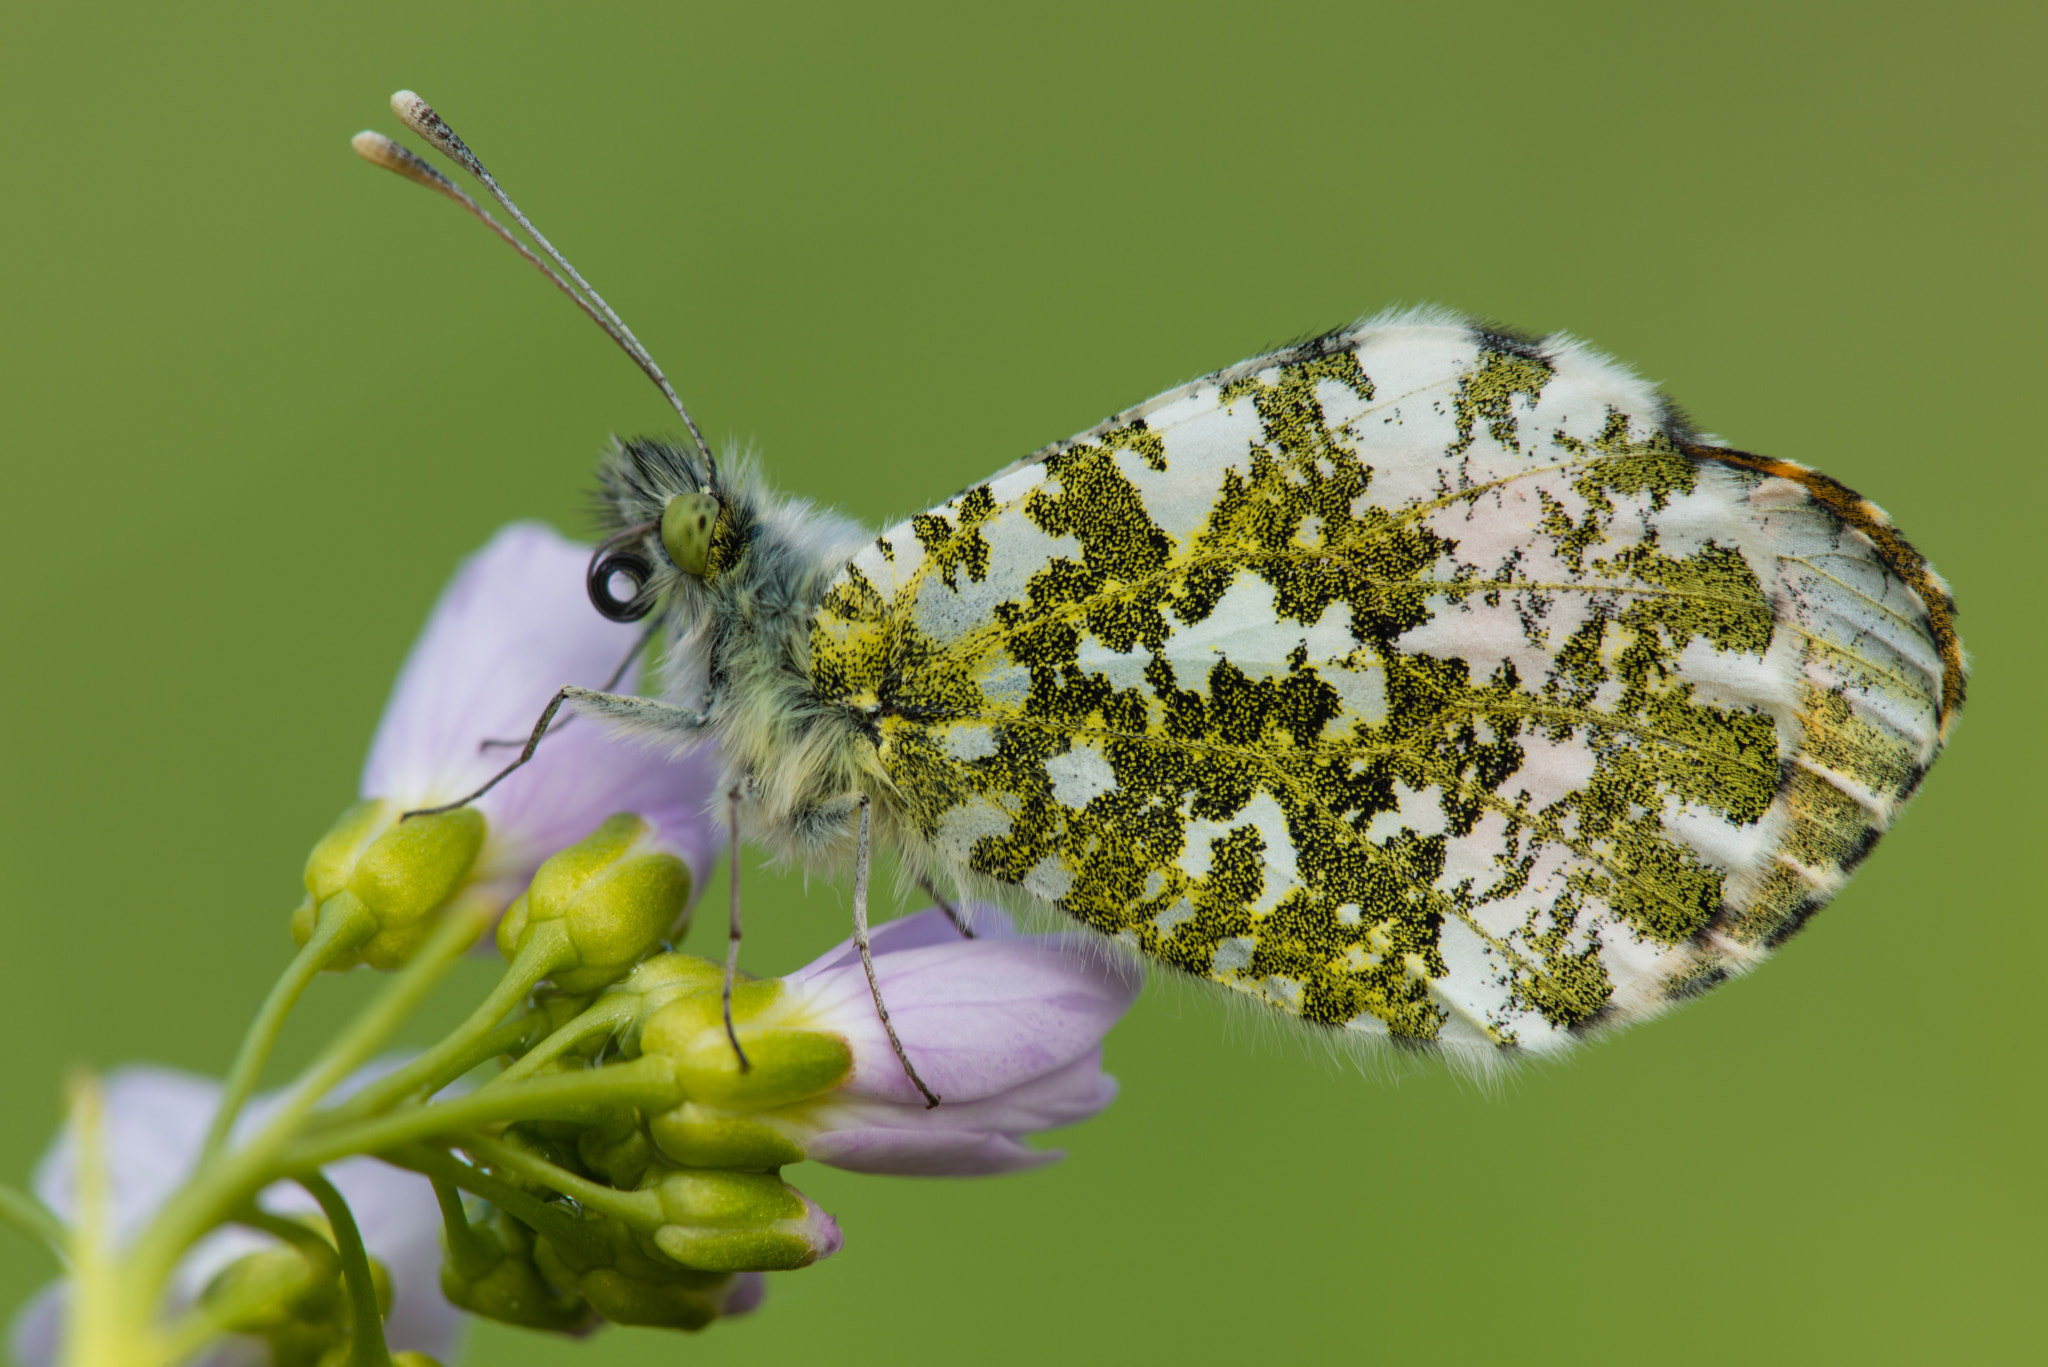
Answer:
[{"left": 810, "top": 315, "right": 1957, "bottom": 1057}]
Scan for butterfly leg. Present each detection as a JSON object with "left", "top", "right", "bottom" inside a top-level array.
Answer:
[
  {"left": 478, "top": 618, "right": 662, "bottom": 750},
  {"left": 854, "top": 795, "right": 941, "bottom": 1108},
  {"left": 916, "top": 876, "right": 976, "bottom": 939},
  {"left": 402, "top": 686, "right": 708, "bottom": 819},
  {"left": 720, "top": 784, "right": 750, "bottom": 1071}
]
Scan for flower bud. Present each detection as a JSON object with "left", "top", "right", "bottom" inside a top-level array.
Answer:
[
  {"left": 641, "top": 1168, "right": 843, "bottom": 1273},
  {"left": 200, "top": 1243, "right": 337, "bottom": 1333},
  {"left": 201, "top": 1237, "right": 392, "bottom": 1367},
  {"left": 639, "top": 982, "right": 854, "bottom": 1110},
  {"left": 528, "top": 1214, "right": 753, "bottom": 1332},
  {"left": 292, "top": 801, "right": 487, "bottom": 970},
  {"left": 576, "top": 1109, "right": 658, "bottom": 1191},
  {"left": 601, "top": 953, "right": 727, "bottom": 1057},
  {"left": 439, "top": 1208, "right": 591, "bottom": 1333},
  {"left": 496, "top": 814, "right": 692, "bottom": 993}
]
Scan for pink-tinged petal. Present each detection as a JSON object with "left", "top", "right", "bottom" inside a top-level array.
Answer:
[
  {"left": 806, "top": 1123, "right": 1055, "bottom": 1177},
  {"left": 20, "top": 1064, "right": 465, "bottom": 1366},
  {"left": 800, "top": 903, "right": 1016, "bottom": 977},
  {"left": 788, "top": 929, "right": 1141, "bottom": 1107},
  {"left": 359, "top": 522, "right": 719, "bottom": 890},
  {"left": 796, "top": 1048, "right": 1119, "bottom": 1176},
  {"left": 719, "top": 1273, "right": 767, "bottom": 1318}
]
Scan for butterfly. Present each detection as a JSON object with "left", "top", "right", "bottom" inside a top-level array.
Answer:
[{"left": 357, "top": 93, "right": 1963, "bottom": 1093}]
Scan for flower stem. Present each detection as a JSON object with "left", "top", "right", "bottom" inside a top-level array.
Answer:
[
  {"left": 327, "top": 923, "right": 575, "bottom": 1120},
  {"left": 283, "top": 1054, "right": 682, "bottom": 1170},
  {"left": 390, "top": 1147, "right": 608, "bottom": 1266},
  {"left": 485, "top": 994, "right": 635, "bottom": 1089},
  {"left": 299, "top": 1173, "right": 393, "bottom": 1367},
  {"left": 203, "top": 901, "right": 373, "bottom": 1159},
  {"left": 0, "top": 1180, "right": 65, "bottom": 1260},
  {"left": 125, "top": 899, "right": 493, "bottom": 1309},
  {"left": 427, "top": 1176, "right": 493, "bottom": 1279},
  {"left": 461, "top": 1132, "right": 662, "bottom": 1232}
]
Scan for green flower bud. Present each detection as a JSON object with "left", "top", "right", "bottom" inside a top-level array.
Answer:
[
  {"left": 201, "top": 1236, "right": 392, "bottom": 1367},
  {"left": 201, "top": 1243, "right": 336, "bottom": 1334},
  {"left": 643, "top": 1168, "right": 841, "bottom": 1272},
  {"left": 301, "top": 800, "right": 395, "bottom": 907},
  {"left": 293, "top": 801, "right": 487, "bottom": 971},
  {"left": 439, "top": 1209, "right": 591, "bottom": 1333},
  {"left": 638, "top": 982, "right": 853, "bottom": 1110},
  {"left": 600, "top": 953, "right": 727, "bottom": 1057},
  {"left": 530, "top": 1215, "right": 739, "bottom": 1332},
  {"left": 577, "top": 1109, "right": 658, "bottom": 1190},
  {"left": 646, "top": 1100, "right": 809, "bottom": 1169},
  {"left": 497, "top": 814, "right": 692, "bottom": 994}
]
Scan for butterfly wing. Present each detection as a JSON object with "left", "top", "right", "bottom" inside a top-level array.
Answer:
[{"left": 810, "top": 311, "right": 1961, "bottom": 1056}]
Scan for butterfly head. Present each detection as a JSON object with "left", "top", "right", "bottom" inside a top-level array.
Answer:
[{"left": 584, "top": 437, "right": 740, "bottom": 621}]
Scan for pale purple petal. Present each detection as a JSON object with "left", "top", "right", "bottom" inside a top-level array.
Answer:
[
  {"left": 798, "top": 1049, "right": 1119, "bottom": 1176},
  {"left": 787, "top": 927, "right": 1141, "bottom": 1107},
  {"left": 21, "top": 1064, "right": 463, "bottom": 1365},
  {"left": 801, "top": 903, "right": 1016, "bottom": 977},
  {"left": 359, "top": 522, "right": 720, "bottom": 892},
  {"left": 32, "top": 1067, "right": 219, "bottom": 1240},
  {"left": 719, "top": 1273, "right": 766, "bottom": 1318}
]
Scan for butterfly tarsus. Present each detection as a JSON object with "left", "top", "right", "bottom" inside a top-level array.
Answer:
[
  {"left": 917, "top": 876, "right": 976, "bottom": 939},
  {"left": 403, "top": 687, "right": 573, "bottom": 818},
  {"left": 855, "top": 795, "right": 941, "bottom": 1108},
  {"left": 402, "top": 686, "right": 707, "bottom": 820},
  {"left": 721, "top": 785, "right": 750, "bottom": 1072},
  {"left": 477, "top": 619, "right": 660, "bottom": 751}
]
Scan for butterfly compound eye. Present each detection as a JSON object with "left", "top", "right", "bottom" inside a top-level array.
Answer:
[{"left": 661, "top": 492, "right": 721, "bottom": 578}]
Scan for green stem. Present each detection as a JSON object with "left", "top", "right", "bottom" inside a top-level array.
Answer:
[
  {"left": 284, "top": 1055, "right": 682, "bottom": 1170},
  {"left": 126, "top": 899, "right": 493, "bottom": 1307},
  {"left": 428, "top": 1176, "right": 494, "bottom": 1279},
  {"left": 485, "top": 994, "right": 635, "bottom": 1089},
  {"left": 299, "top": 1173, "right": 392, "bottom": 1367},
  {"left": 0, "top": 1180, "right": 65, "bottom": 1260},
  {"left": 234, "top": 1207, "right": 335, "bottom": 1266},
  {"left": 388, "top": 1147, "right": 607, "bottom": 1265},
  {"left": 330, "top": 923, "right": 574, "bottom": 1120},
  {"left": 204, "top": 900, "right": 373, "bottom": 1159},
  {"left": 460, "top": 1133, "right": 661, "bottom": 1232}
]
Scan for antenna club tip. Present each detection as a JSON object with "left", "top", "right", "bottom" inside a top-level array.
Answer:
[
  {"left": 391, "top": 89, "right": 468, "bottom": 160},
  {"left": 352, "top": 131, "right": 458, "bottom": 193}
]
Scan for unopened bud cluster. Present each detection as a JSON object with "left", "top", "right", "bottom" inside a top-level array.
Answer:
[{"left": 307, "top": 813, "right": 841, "bottom": 1337}]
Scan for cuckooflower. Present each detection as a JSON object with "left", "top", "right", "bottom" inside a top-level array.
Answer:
[
  {"left": 642, "top": 904, "right": 1141, "bottom": 1176},
  {"left": 360, "top": 520, "right": 720, "bottom": 910},
  {"left": 9, "top": 1065, "right": 462, "bottom": 1367}
]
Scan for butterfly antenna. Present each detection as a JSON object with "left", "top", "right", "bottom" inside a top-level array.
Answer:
[{"left": 353, "top": 91, "right": 719, "bottom": 489}]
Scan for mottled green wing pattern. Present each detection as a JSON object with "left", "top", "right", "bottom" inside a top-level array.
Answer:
[{"left": 810, "top": 314, "right": 1960, "bottom": 1057}]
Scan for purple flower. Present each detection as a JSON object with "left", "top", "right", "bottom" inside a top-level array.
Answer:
[
  {"left": 651, "top": 905, "right": 1140, "bottom": 1177},
  {"left": 359, "top": 521, "right": 721, "bottom": 908},
  {"left": 9, "top": 1064, "right": 462, "bottom": 1367}
]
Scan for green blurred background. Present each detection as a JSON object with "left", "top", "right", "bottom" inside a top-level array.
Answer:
[{"left": 3, "top": 2, "right": 2041, "bottom": 1363}]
